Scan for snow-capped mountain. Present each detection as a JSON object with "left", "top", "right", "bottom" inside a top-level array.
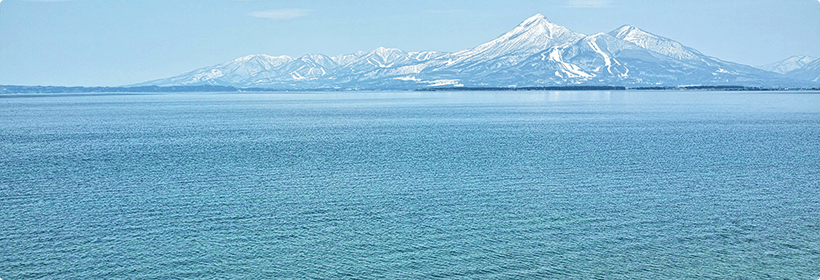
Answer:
[
  {"left": 759, "top": 56, "right": 820, "bottom": 83},
  {"left": 137, "top": 14, "right": 814, "bottom": 89},
  {"left": 149, "top": 54, "right": 294, "bottom": 86},
  {"left": 784, "top": 59, "right": 820, "bottom": 82},
  {"left": 759, "top": 56, "right": 818, "bottom": 74},
  {"left": 333, "top": 48, "right": 449, "bottom": 81},
  {"left": 433, "top": 14, "right": 585, "bottom": 72},
  {"left": 609, "top": 25, "right": 703, "bottom": 62}
]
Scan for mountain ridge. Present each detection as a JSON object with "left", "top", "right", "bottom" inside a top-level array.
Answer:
[
  {"left": 759, "top": 56, "right": 820, "bottom": 83},
  {"left": 137, "top": 14, "right": 816, "bottom": 89},
  {"left": 759, "top": 55, "right": 818, "bottom": 74}
]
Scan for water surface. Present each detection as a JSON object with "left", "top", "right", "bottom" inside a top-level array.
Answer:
[{"left": 1, "top": 91, "right": 819, "bottom": 279}]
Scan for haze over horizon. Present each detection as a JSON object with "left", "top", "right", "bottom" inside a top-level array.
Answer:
[{"left": 1, "top": 0, "right": 819, "bottom": 86}]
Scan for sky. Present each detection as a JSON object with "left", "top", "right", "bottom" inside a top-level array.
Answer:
[{"left": 1, "top": 0, "right": 819, "bottom": 86}]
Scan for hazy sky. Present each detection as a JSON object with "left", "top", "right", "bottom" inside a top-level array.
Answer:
[{"left": 1, "top": 0, "right": 819, "bottom": 86}]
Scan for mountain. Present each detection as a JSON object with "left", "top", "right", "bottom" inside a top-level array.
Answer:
[
  {"left": 759, "top": 56, "right": 818, "bottom": 74},
  {"left": 785, "top": 59, "right": 820, "bottom": 82},
  {"left": 146, "top": 54, "right": 294, "bottom": 86},
  {"left": 506, "top": 32, "right": 670, "bottom": 85},
  {"left": 137, "top": 14, "right": 815, "bottom": 89},
  {"left": 609, "top": 25, "right": 703, "bottom": 62},
  {"left": 759, "top": 56, "right": 820, "bottom": 83},
  {"left": 432, "top": 14, "right": 585, "bottom": 73},
  {"left": 602, "top": 26, "right": 789, "bottom": 87}
]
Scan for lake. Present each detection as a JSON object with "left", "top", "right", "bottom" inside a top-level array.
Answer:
[{"left": 1, "top": 91, "right": 819, "bottom": 279}]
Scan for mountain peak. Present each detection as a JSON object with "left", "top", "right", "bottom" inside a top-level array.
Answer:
[
  {"left": 297, "top": 53, "right": 338, "bottom": 69},
  {"left": 370, "top": 47, "right": 405, "bottom": 57},
  {"left": 301, "top": 53, "right": 331, "bottom": 60},
  {"left": 520, "top": 13, "right": 549, "bottom": 26},
  {"left": 443, "top": 14, "right": 584, "bottom": 67},
  {"left": 372, "top": 46, "right": 400, "bottom": 52},
  {"left": 781, "top": 55, "right": 818, "bottom": 63},
  {"left": 236, "top": 54, "right": 293, "bottom": 62},
  {"left": 608, "top": 25, "right": 702, "bottom": 61},
  {"left": 141, "top": 14, "right": 813, "bottom": 89},
  {"left": 759, "top": 55, "right": 820, "bottom": 74},
  {"left": 231, "top": 54, "right": 295, "bottom": 70},
  {"left": 516, "top": 13, "right": 567, "bottom": 35},
  {"left": 609, "top": 25, "right": 654, "bottom": 41},
  {"left": 610, "top": 25, "right": 640, "bottom": 38}
]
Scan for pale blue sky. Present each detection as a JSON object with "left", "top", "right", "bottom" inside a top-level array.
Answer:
[{"left": 1, "top": 0, "right": 819, "bottom": 86}]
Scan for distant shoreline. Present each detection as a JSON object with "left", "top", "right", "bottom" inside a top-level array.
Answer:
[
  {"left": 2, "top": 85, "right": 819, "bottom": 94},
  {"left": 415, "top": 85, "right": 820, "bottom": 91}
]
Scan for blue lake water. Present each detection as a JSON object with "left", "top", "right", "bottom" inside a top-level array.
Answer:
[{"left": 1, "top": 91, "right": 819, "bottom": 279}]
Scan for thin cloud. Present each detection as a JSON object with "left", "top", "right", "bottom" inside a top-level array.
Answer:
[
  {"left": 563, "top": 0, "right": 612, "bottom": 8},
  {"left": 248, "top": 9, "right": 311, "bottom": 20}
]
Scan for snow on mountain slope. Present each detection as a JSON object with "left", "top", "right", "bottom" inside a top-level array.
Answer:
[
  {"left": 332, "top": 47, "right": 449, "bottom": 77},
  {"left": 606, "top": 25, "right": 801, "bottom": 86},
  {"left": 480, "top": 29, "right": 799, "bottom": 88},
  {"left": 785, "top": 59, "right": 820, "bottom": 82},
  {"left": 502, "top": 32, "right": 700, "bottom": 86},
  {"left": 138, "top": 54, "right": 294, "bottom": 86},
  {"left": 137, "top": 14, "right": 814, "bottom": 89},
  {"left": 561, "top": 33, "right": 634, "bottom": 77},
  {"left": 759, "top": 56, "right": 819, "bottom": 74},
  {"left": 282, "top": 53, "right": 338, "bottom": 80},
  {"left": 245, "top": 53, "right": 340, "bottom": 85},
  {"left": 409, "top": 51, "right": 449, "bottom": 62},
  {"left": 332, "top": 51, "right": 367, "bottom": 66},
  {"left": 437, "top": 14, "right": 585, "bottom": 70},
  {"left": 335, "top": 47, "right": 409, "bottom": 71},
  {"left": 609, "top": 25, "right": 703, "bottom": 62}
]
